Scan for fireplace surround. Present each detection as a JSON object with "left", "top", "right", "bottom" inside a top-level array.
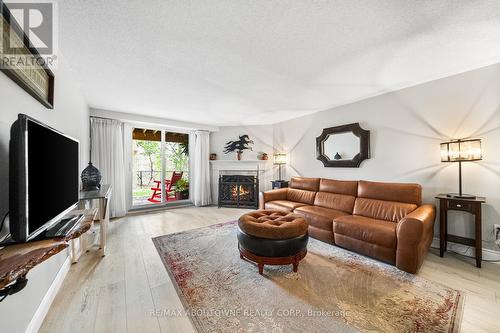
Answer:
[{"left": 218, "top": 175, "right": 259, "bottom": 208}]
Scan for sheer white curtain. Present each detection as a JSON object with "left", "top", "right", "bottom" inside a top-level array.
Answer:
[
  {"left": 91, "top": 118, "right": 127, "bottom": 217},
  {"left": 193, "top": 130, "right": 211, "bottom": 206}
]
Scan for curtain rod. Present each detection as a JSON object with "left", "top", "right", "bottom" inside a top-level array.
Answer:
[{"left": 90, "top": 115, "right": 116, "bottom": 121}]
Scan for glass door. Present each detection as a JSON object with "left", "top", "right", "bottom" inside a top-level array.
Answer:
[
  {"left": 164, "top": 132, "right": 190, "bottom": 202},
  {"left": 131, "top": 128, "right": 190, "bottom": 207},
  {"left": 132, "top": 128, "right": 162, "bottom": 206}
]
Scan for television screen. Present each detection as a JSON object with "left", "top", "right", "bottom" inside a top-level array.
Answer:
[{"left": 10, "top": 114, "right": 80, "bottom": 241}]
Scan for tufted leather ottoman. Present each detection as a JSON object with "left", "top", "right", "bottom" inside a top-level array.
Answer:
[{"left": 237, "top": 210, "right": 308, "bottom": 274}]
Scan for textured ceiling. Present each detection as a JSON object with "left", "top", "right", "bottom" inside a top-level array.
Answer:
[{"left": 58, "top": 1, "right": 500, "bottom": 126}]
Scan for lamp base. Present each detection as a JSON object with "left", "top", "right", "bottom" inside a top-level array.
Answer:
[{"left": 446, "top": 193, "right": 477, "bottom": 199}]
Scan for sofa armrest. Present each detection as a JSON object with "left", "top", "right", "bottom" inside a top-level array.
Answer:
[
  {"left": 258, "top": 188, "right": 288, "bottom": 209},
  {"left": 395, "top": 204, "right": 436, "bottom": 273},
  {"left": 397, "top": 205, "right": 435, "bottom": 244}
]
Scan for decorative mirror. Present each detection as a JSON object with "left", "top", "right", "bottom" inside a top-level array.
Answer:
[{"left": 316, "top": 123, "right": 370, "bottom": 167}]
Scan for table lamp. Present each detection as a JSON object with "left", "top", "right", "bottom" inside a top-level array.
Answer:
[
  {"left": 440, "top": 138, "right": 482, "bottom": 199},
  {"left": 273, "top": 153, "right": 287, "bottom": 181}
]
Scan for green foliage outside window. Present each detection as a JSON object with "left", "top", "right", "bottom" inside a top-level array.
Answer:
[{"left": 165, "top": 142, "right": 189, "bottom": 171}]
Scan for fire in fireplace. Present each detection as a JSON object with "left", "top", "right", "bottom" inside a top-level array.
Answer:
[
  {"left": 218, "top": 175, "right": 259, "bottom": 208},
  {"left": 231, "top": 185, "right": 251, "bottom": 201}
]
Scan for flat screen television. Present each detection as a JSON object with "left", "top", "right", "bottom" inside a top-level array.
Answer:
[{"left": 9, "top": 114, "right": 80, "bottom": 242}]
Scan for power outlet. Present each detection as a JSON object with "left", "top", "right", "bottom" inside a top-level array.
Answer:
[
  {"left": 495, "top": 224, "right": 500, "bottom": 235},
  {"left": 495, "top": 224, "right": 500, "bottom": 247}
]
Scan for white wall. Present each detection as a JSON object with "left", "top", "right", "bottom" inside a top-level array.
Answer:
[
  {"left": 210, "top": 125, "right": 274, "bottom": 161},
  {"left": 0, "top": 55, "right": 89, "bottom": 332},
  {"left": 210, "top": 125, "right": 275, "bottom": 193},
  {"left": 273, "top": 63, "right": 500, "bottom": 250}
]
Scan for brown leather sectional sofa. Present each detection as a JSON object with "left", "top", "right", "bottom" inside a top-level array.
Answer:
[{"left": 259, "top": 177, "right": 436, "bottom": 273}]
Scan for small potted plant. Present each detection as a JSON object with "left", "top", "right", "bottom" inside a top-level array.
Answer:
[{"left": 175, "top": 178, "right": 189, "bottom": 200}]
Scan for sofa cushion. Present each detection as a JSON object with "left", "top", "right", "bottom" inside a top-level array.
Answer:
[
  {"left": 290, "top": 177, "right": 320, "bottom": 191},
  {"left": 294, "top": 205, "right": 349, "bottom": 231},
  {"left": 319, "top": 178, "right": 358, "bottom": 196},
  {"left": 287, "top": 188, "right": 317, "bottom": 205},
  {"left": 265, "top": 200, "right": 307, "bottom": 212},
  {"left": 314, "top": 192, "right": 356, "bottom": 214},
  {"left": 353, "top": 198, "right": 417, "bottom": 223},
  {"left": 312, "top": 179, "right": 358, "bottom": 213},
  {"left": 358, "top": 180, "right": 422, "bottom": 206},
  {"left": 333, "top": 215, "right": 397, "bottom": 248}
]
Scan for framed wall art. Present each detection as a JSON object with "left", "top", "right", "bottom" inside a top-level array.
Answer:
[{"left": 1, "top": 2, "right": 55, "bottom": 108}]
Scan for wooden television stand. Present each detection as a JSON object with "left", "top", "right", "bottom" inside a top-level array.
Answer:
[{"left": 0, "top": 209, "right": 98, "bottom": 297}]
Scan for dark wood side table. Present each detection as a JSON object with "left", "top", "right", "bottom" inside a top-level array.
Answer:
[
  {"left": 435, "top": 194, "right": 485, "bottom": 268},
  {"left": 271, "top": 180, "right": 289, "bottom": 189}
]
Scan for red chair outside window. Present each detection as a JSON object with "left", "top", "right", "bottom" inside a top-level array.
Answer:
[{"left": 148, "top": 171, "right": 184, "bottom": 203}]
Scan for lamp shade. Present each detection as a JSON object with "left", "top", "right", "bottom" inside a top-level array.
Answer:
[
  {"left": 440, "top": 139, "right": 482, "bottom": 162},
  {"left": 273, "top": 153, "right": 287, "bottom": 165}
]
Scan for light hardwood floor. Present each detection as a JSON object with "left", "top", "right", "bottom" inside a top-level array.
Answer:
[{"left": 40, "top": 206, "right": 500, "bottom": 333}]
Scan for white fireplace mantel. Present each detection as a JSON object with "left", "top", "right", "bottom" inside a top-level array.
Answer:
[{"left": 210, "top": 159, "right": 269, "bottom": 171}]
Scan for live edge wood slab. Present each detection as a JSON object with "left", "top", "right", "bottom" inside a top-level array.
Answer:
[{"left": 0, "top": 209, "right": 98, "bottom": 290}]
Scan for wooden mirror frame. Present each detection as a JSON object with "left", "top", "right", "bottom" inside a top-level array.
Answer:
[{"left": 316, "top": 122, "right": 370, "bottom": 167}]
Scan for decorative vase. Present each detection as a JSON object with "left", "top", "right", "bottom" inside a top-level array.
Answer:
[
  {"left": 237, "top": 151, "right": 242, "bottom": 160},
  {"left": 81, "top": 161, "right": 102, "bottom": 191},
  {"left": 260, "top": 153, "right": 268, "bottom": 160}
]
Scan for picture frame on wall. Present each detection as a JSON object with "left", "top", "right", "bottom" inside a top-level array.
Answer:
[{"left": 0, "top": 2, "right": 55, "bottom": 109}]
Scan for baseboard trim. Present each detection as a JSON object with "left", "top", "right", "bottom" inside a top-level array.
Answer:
[
  {"left": 25, "top": 255, "right": 71, "bottom": 333},
  {"left": 127, "top": 201, "right": 193, "bottom": 215},
  {"left": 430, "top": 237, "right": 500, "bottom": 261}
]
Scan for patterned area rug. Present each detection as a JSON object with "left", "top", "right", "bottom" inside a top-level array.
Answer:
[{"left": 153, "top": 221, "right": 463, "bottom": 333}]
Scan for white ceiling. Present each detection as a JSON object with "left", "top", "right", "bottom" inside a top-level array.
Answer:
[{"left": 58, "top": 1, "right": 500, "bottom": 126}]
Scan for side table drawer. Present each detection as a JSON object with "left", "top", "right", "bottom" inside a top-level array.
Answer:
[{"left": 447, "top": 200, "right": 472, "bottom": 212}]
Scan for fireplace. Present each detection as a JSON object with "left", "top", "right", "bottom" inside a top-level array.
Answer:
[{"left": 218, "top": 175, "right": 259, "bottom": 208}]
